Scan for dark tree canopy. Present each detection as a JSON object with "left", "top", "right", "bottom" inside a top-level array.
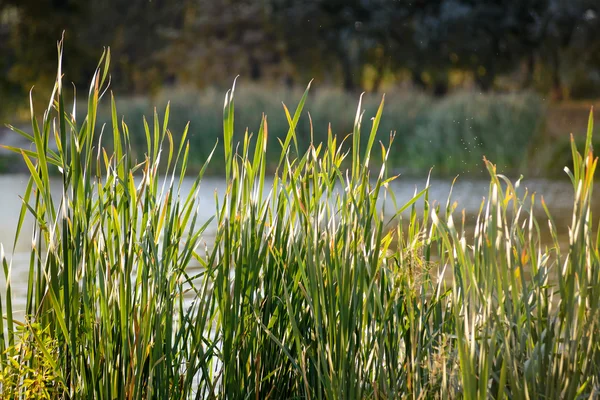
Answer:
[{"left": 1, "top": 0, "right": 599, "bottom": 115}]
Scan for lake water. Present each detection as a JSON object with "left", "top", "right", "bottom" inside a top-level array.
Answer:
[{"left": 0, "top": 173, "right": 590, "bottom": 314}]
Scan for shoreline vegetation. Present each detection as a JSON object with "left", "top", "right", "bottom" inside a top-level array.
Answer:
[
  {"left": 1, "top": 41, "right": 600, "bottom": 399},
  {"left": 3, "top": 83, "right": 599, "bottom": 179}
]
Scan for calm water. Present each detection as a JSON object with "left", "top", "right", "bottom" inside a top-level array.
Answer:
[{"left": 0, "top": 174, "right": 590, "bottom": 313}]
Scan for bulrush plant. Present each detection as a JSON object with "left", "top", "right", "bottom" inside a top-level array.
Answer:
[
  {"left": 432, "top": 110, "right": 600, "bottom": 398},
  {"left": 1, "top": 40, "right": 599, "bottom": 399},
  {"left": 0, "top": 39, "right": 218, "bottom": 398}
]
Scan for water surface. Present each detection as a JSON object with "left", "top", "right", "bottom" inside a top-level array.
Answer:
[{"left": 0, "top": 174, "right": 589, "bottom": 314}]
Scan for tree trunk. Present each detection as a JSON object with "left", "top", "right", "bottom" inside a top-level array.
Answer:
[
  {"left": 283, "top": 73, "right": 294, "bottom": 89},
  {"left": 341, "top": 55, "right": 356, "bottom": 92},
  {"left": 411, "top": 68, "right": 427, "bottom": 91},
  {"left": 371, "top": 58, "right": 385, "bottom": 92},
  {"left": 433, "top": 80, "right": 448, "bottom": 97},
  {"left": 475, "top": 72, "right": 494, "bottom": 92},
  {"left": 523, "top": 53, "right": 535, "bottom": 88},
  {"left": 550, "top": 49, "right": 563, "bottom": 101},
  {"left": 475, "top": 37, "right": 498, "bottom": 92},
  {"left": 475, "top": 56, "right": 497, "bottom": 92},
  {"left": 249, "top": 54, "right": 262, "bottom": 81}
]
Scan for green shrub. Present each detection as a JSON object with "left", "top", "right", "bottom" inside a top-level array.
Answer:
[
  {"left": 0, "top": 324, "right": 64, "bottom": 399},
  {"left": 408, "top": 91, "right": 546, "bottom": 175}
]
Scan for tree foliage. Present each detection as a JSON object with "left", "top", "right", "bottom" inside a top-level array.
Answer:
[{"left": 0, "top": 0, "right": 599, "bottom": 111}]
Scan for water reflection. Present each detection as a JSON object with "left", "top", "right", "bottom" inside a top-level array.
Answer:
[{"left": 0, "top": 174, "right": 592, "bottom": 314}]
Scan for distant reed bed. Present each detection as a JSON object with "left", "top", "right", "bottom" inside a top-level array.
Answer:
[{"left": 95, "top": 84, "right": 544, "bottom": 177}]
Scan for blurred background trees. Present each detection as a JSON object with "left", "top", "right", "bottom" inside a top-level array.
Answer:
[{"left": 1, "top": 0, "right": 599, "bottom": 107}]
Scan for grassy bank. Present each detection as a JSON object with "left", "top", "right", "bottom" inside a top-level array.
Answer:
[{"left": 1, "top": 42, "right": 599, "bottom": 398}]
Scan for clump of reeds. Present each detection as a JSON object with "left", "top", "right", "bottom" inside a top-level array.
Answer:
[
  {"left": 1, "top": 39, "right": 598, "bottom": 399},
  {"left": 0, "top": 39, "right": 218, "bottom": 399}
]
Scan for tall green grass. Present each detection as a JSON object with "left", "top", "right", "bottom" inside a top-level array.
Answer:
[
  {"left": 1, "top": 40, "right": 599, "bottom": 399},
  {"left": 0, "top": 41, "right": 217, "bottom": 398}
]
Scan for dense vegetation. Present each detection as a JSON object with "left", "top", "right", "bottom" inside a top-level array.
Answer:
[
  {"left": 1, "top": 41, "right": 599, "bottom": 399},
  {"left": 1, "top": 0, "right": 600, "bottom": 111},
  {"left": 95, "top": 87, "right": 545, "bottom": 176}
]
